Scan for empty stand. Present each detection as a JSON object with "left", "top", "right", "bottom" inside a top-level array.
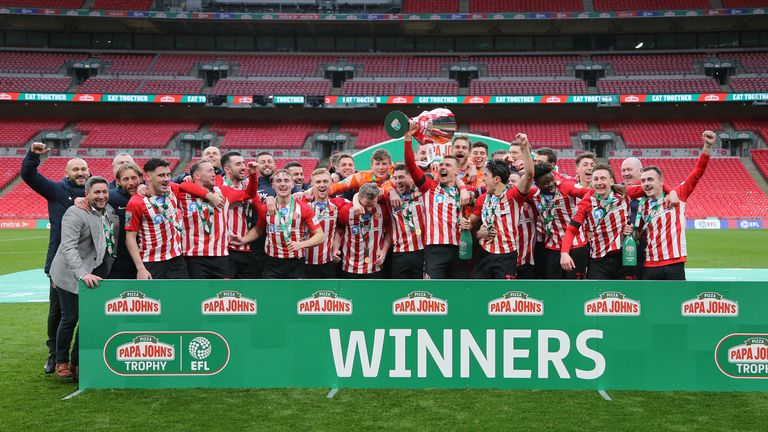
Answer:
[
  {"left": 470, "top": 121, "right": 587, "bottom": 149},
  {"left": 610, "top": 157, "right": 768, "bottom": 218},
  {"left": 347, "top": 56, "right": 457, "bottom": 78},
  {"left": 139, "top": 79, "right": 204, "bottom": 94},
  {"left": 339, "top": 122, "right": 392, "bottom": 149},
  {"left": 719, "top": 0, "right": 765, "bottom": 6},
  {"left": 731, "top": 120, "right": 768, "bottom": 143},
  {"left": 92, "top": 0, "right": 152, "bottom": 10},
  {"left": 729, "top": 76, "right": 768, "bottom": 93},
  {"left": 470, "top": 78, "right": 588, "bottom": 95},
  {"left": 469, "top": 0, "right": 582, "bottom": 12},
  {"left": 342, "top": 79, "right": 458, "bottom": 95},
  {"left": 149, "top": 54, "right": 216, "bottom": 76},
  {"left": 752, "top": 149, "right": 768, "bottom": 181},
  {"left": 471, "top": 56, "right": 578, "bottom": 77},
  {"left": 593, "top": 54, "right": 704, "bottom": 75},
  {"left": 221, "top": 55, "right": 331, "bottom": 77},
  {"left": 94, "top": 54, "right": 155, "bottom": 75},
  {"left": 0, "top": 158, "right": 22, "bottom": 190},
  {"left": 76, "top": 121, "right": 199, "bottom": 149},
  {"left": 78, "top": 77, "right": 142, "bottom": 93},
  {"left": 402, "top": 0, "right": 459, "bottom": 13},
  {"left": 597, "top": 77, "right": 721, "bottom": 94},
  {"left": 0, "top": 52, "right": 85, "bottom": 74},
  {"left": 0, "top": 76, "right": 71, "bottom": 93},
  {"left": 0, "top": 119, "right": 68, "bottom": 147},
  {"left": 0, "top": 0, "right": 84, "bottom": 8},
  {"left": 593, "top": 0, "right": 710, "bottom": 11},
  {"left": 210, "top": 79, "right": 331, "bottom": 96},
  {"left": 210, "top": 122, "right": 328, "bottom": 149},
  {"left": 601, "top": 121, "right": 722, "bottom": 148}
]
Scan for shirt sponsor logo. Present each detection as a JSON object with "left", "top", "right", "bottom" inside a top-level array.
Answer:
[
  {"left": 584, "top": 291, "right": 640, "bottom": 316},
  {"left": 105, "top": 291, "right": 161, "bottom": 315},
  {"left": 297, "top": 290, "right": 352, "bottom": 315},
  {"left": 682, "top": 292, "right": 738, "bottom": 317},
  {"left": 201, "top": 290, "right": 257, "bottom": 315},
  {"left": 393, "top": 291, "right": 447, "bottom": 315},
  {"left": 488, "top": 291, "right": 543, "bottom": 316},
  {"left": 716, "top": 334, "right": 768, "bottom": 379}
]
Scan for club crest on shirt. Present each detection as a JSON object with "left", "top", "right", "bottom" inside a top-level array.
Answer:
[
  {"left": 188, "top": 202, "right": 199, "bottom": 212},
  {"left": 593, "top": 208, "right": 605, "bottom": 220},
  {"left": 435, "top": 194, "right": 445, "bottom": 203},
  {"left": 153, "top": 214, "right": 164, "bottom": 225},
  {"left": 267, "top": 224, "right": 277, "bottom": 233},
  {"left": 351, "top": 225, "right": 361, "bottom": 235}
]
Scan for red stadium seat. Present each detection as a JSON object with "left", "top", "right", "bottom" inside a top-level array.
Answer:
[
  {"left": 0, "top": 0, "right": 84, "bottom": 8},
  {"left": 402, "top": 0, "right": 459, "bottom": 13},
  {"left": 0, "top": 76, "right": 71, "bottom": 93},
  {"left": 92, "top": 0, "right": 152, "bottom": 10},
  {"left": 339, "top": 123, "right": 392, "bottom": 149},
  {"left": 470, "top": 122, "right": 587, "bottom": 149},
  {"left": 0, "top": 119, "right": 68, "bottom": 147},
  {"left": 470, "top": 78, "right": 588, "bottom": 95},
  {"left": 78, "top": 77, "right": 143, "bottom": 93},
  {"left": 470, "top": 56, "right": 579, "bottom": 77},
  {"left": 210, "top": 79, "right": 331, "bottom": 96},
  {"left": 752, "top": 149, "right": 768, "bottom": 182},
  {"left": 0, "top": 52, "right": 87, "bottom": 74},
  {"left": 730, "top": 77, "right": 768, "bottom": 93},
  {"left": 593, "top": 0, "right": 709, "bottom": 11},
  {"left": 600, "top": 121, "right": 722, "bottom": 148},
  {"left": 592, "top": 54, "right": 705, "bottom": 75},
  {"left": 76, "top": 121, "right": 199, "bottom": 149},
  {"left": 341, "top": 79, "right": 459, "bottom": 95},
  {"left": 731, "top": 120, "right": 768, "bottom": 143},
  {"left": 209, "top": 122, "right": 329, "bottom": 149},
  {"left": 470, "top": 0, "right": 582, "bottom": 12},
  {"left": 0, "top": 157, "right": 23, "bottom": 189},
  {"left": 597, "top": 77, "right": 721, "bottom": 94}
]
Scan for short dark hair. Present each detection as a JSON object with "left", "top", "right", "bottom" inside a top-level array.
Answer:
[
  {"left": 485, "top": 159, "right": 510, "bottom": 184},
  {"left": 144, "top": 158, "right": 170, "bottom": 173},
  {"left": 536, "top": 148, "right": 557, "bottom": 164},
  {"left": 575, "top": 152, "right": 597, "bottom": 166},
  {"left": 393, "top": 163, "right": 408, "bottom": 172},
  {"left": 534, "top": 161, "right": 554, "bottom": 180},
  {"left": 284, "top": 161, "right": 302, "bottom": 170},
  {"left": 85, "top": 176, "right": 108, "bottom": 192},
  {"left": 220, "top": 151, "right": 242, "bottom": 168},
  {"left": 642, "top": 166, "right": 663, "bottom": 178},
  {"left": 471, "top": 142, "right": 488, "bottom": 152},
  {"left": 592, "top": 163, "right": 615, "bottom": 180},
  {"left": 491, "top": 150, "right": 508, "bottom": 160},
  {"left": 189, "top": 160, "right": 212, "bottom": 177},
  {"left": 256, "top": 151, "right": 272, "bottom": 159}
]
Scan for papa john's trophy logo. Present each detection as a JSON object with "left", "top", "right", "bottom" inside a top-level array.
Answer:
[
  {"left": 393, "top": 291, "right": 447, "bottom": 315},
  {"left": 105, "top": 291, "right": 161, "bottom": 315},
  {"left": 488, "top": 291, "right": 543, "bottom": 316},
  {"left": 201, "top": 290, "right": 257, "bottom": 315},
  {"left": 116, "top": 335, "right": 175, "bottom": 362},
  {"left": 584, "top": 291, "right": 640, "bottom": 316},
  {"left": 297, "top": 290, "right": 352, "bottom": 315},
  {"left": 716, "top": 334, "right": 768, "bottom": 379},
  {"left": 682, "top": 292, "right": 738, "bottom": 317}
]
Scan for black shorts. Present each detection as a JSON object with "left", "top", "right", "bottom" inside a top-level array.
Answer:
[
  {"left": 144, "top": 256, "right": 189, "bottom": 279},
  {"left": 474, "top": 249, "right": 518, "bottom": 279},
  {"left": 534, "top": 242, "right": 547, "bottom": 279},
  {"left": 544, "top": 245, "right": 589, "bottom": 280},
  {"left": 248, "top": 248, "right": 267, "bottom": 279},
  {"left": 341, "top": 271, "right": 383, "bottom": 279},
  {"left": 642, "top": 262, "right": 686, "bottom": 280},
  {"left": 587, "top": 250, "right": 632, "bottom": 280},
  {"left": 186, "top": 256, "right": 230, "bottom": 279},
  {"left": 423, "top": 245, "right": 470, "bottom": 280},
  {"left": 516, "top": 263, "right": 536, "bottom": 280},
  {"left": 305, "top": 262, "right": 338, "bottom": 279},
  {"left": 228, "top": 250, "right": 260, "bottom": 279},
  {"left": 390, "top": 250, "right": 424, "bottom": 279},
  {"left": 263, "top": 256, "right": 306, "bottom": 279}
]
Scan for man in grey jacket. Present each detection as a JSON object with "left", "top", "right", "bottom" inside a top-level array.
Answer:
[{"left": 50, "top": 176, "right": 118, "bottom": 381}]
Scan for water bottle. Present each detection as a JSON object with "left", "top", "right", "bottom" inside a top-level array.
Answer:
[{"left": 622, "top": 235, "right": 637, "bottom": 267}]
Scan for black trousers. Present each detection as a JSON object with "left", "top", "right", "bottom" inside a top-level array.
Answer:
[
  {"left": 391, "top": 250, "right": 424, "bottom": 279},
  {"left": 533, "top": 242, "right": 547, "bottom": 279},
  {"left": 186, "top": 256, "right": 231, "bottom": 279},
  {"left": 545, "top": 245, "right": 589, "bottom": 280},
  {"left": 227, "top": 250, "right": 260, "bottom": 279},
  {"left": 341, "top": 271, "right": 383, "bottom": 279},
  {"left": 263, "top": 256, "right": 306, "bottom": 279},
  {"left": 249, "top": 248, "right": 267, "bottom": 279},
  {"left": 55, "top": 287, "right": 78, "bottom": 366},
  {"left": 588, "top": 250, "right": 631, "bottom": 280},
  {"left": 424, "top": 245, "right": 470, "bottom": 279},
  {"left": 145, "top": 256, "right": 189, "bottom": 279},
  {"left": 305, "top": 262, "right": 338, "bottom": 279},
  {"left": 475, "top": 249, "right": 518, "bottom": 279},
  {"left": 642, "top": 262, "right": 686, "bottom": 280},
  {"left": 108, "top": 255, "right": 137, "bottom": 279},
  {"left": 46, "top": 279, "right": 61, "bottom": 355},
  {"left": 516, "top": 264, "right": 536, "bottom": 280}
]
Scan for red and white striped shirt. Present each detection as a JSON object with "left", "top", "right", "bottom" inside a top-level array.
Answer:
[
  {"left": 337, "top": 202, "right": 390, "bottom": 274},
  {"left": 528, "top": 181, "right": 589, "bottom": 251},
  {"left": 472, "top": 187, "right": 527, "bottom": 255},
  {"left": 256, "top": 197, "right": 321, "bottom": 260},
  {"left": 636, "top": 154, "right": 709, "bottom": 267},
  {"left": 303, "top": 197, "right": 347, "bottom": 265},
  {"left": 216, "top": 175, "right": 255, "bottom": 252},
  {"left": 518, "top": 202, "right": 537, "bottom": 266},
  {"left": 125, "top": 182, "right": 208, "bottom": 262},
  {"left": 387, "top": 189, "right": 426, "bottom": 253},
  {"left": 563, "top": 191, "right": 629, "bottom": 259},
  {"left": 178, "top": 185, "right": 254, "bottom": 257}
]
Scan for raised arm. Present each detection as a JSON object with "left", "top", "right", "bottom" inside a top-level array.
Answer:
[
  {"left": 676, "top": 131, "right": 714, "bottom": 201},
  {"left": 516, "top": 133, "right": 534, "bottom": 195}
]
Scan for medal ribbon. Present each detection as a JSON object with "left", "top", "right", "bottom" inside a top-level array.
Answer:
[
  {"left": 278, "top": 197, "right": 296, "bottom": 243},
  {"left": 196, "top": 198, "right": 215, "bottom": 235},
  {"left": 99, "top": 212, "right": 116, "bottom": 257},
  {"left": 593, "top": 193, "right": 617, "bottom": 225},
  {"left": 634, "top": 193, "right": 666, "bottom": 232},
  {"left": 482, "top": 193, "right": 501, "bottom": 229},
  {"left": 149, "top": 194, "right": 183, "bottom": 232},
  {"left": 400, "top": 192, "right": 418, "bottom": 232},
  {"left": 360, "top": 213, "right": 373, "bottom": 264}
]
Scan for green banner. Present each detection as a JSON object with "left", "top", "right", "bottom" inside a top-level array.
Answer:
[{"left": 80, "top": 280, "right": 768, "bottom": 391}]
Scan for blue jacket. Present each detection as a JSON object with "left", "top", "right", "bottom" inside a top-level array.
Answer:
[{"left": 21, "top": 151, "right": 85, "bottom": 273}]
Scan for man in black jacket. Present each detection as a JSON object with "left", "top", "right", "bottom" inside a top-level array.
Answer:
[{"left": 21, "top": 142, "right": 89, "bottom": 374}]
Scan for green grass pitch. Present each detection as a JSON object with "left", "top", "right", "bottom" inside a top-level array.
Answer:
[{"left": 2, "top": 228, "right": 768, "bottom": 431}]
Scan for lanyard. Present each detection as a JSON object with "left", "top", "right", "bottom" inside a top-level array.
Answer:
[
  {"left": 482, "top": 193, "right": 501, "bottom": 228},
  {"left": 537, "top": 190, "right": 559, "bottom": 238},
  {"left": 149, "top": 194, "right": 183, "bottom": 232},
  {"left": 440, "top": 186, "right": 461, "bottom": 224},
  {"left": 195, "top": 198, "right": 215, "bottom": 235},
  {"left": 99, "top": 212, "right": 116, "bottom": 257},
  {"left": 400, "top": 191, "right": 419, "bottom": 232},
  {"left": 360, "top": 212, "right": 373, "bottom": 263},
  {"left": 634, "top": 193, "right": 665, "bottom": 230},
  {"left": 313, "top": 201, "right": 329, "bottom": 220},
  {"left": 278, "top": 197, "right": 296, "bottom": 242},
  {"left": 592, "top": 193, "right": 617, "bottom": 224}
]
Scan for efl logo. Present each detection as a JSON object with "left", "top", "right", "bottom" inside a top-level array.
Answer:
[
  {"left": 488, "top": 291, "right": 543, "bottom": 316},
  {"left": 105, "top": 291, "right": 161, "bottom": 315},
  {"left": 116, "top": 335, "right": 175, "bottom": 362},
  {"left": 297, "top": 290, "right": 352, "bottom": 315},
  {"left": 201, "top": 290, "right": 257, "bottom": 315},
  {"left": 716, "top": 334, "right": 768, "bottom": 379},
  {"left": 681, "top": 292, "right": 738, "bottom": 317},
  {"left": 694, "top": 219, "right": 721, "bottom": 229},
  {"left": 584, "top": 291, "right": 640, "bottom": 316},
  {"left": 393, "top": 291, "right": 447, "bottom": 315}
]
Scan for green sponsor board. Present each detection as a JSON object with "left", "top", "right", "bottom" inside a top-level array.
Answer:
[{"left": 80, "top": 280, "right": 768, "bottom": 391}]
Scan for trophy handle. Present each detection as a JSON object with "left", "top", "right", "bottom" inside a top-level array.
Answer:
[{"left": 384, "top": 111, "right": 411, "bottom": 139}]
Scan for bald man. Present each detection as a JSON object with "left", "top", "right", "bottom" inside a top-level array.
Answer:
[
  {"left": 621, "top": 157, "right": 645, "bottom": 278},
  {"left": 109, "top": 153, "right": 135, "bottom": 189},
  {"left": 21, "top": 142, "right": 89, "bottom": 375},
  {"left": 172, "top": 146, "right": 224, "bottom": 183}
]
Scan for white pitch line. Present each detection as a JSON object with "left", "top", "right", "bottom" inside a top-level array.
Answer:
[
  {"left": 327, "top": 388, "right": 339, "bottom": 399},
  {"left": 0, "top": 236, "right": 48, "bottom": 242},
  {"left": 598, "top": 390, "right": 612, "bottom": 401},
  {"left": 62, "top": 389, "right": 84, "bottom": 400}
]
